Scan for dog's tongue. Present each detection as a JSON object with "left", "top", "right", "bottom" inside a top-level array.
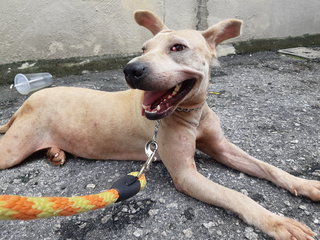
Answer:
[{"left": 143, "top": 90, "right": 168, "bottom": 106}]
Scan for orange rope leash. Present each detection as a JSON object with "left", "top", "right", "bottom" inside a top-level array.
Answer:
[{"left": 0, "top": 172, "right": 146, "bottom": 220}]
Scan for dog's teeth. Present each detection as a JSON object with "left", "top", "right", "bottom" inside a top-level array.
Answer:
[
  {"left": 142, "top": 104, "right": 148, "bottom": 110},
  {"left": 168, "top": 95, "right": 172, "bottom": 99},
  {"left": 170, "top": 84, "right": 181, "bottom": 97},
  {"left": 157, "top": 105, "right": 161, "bottom": 111}
]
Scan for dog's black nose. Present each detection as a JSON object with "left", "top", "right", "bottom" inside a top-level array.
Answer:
[
  {"left": 124, "top": 62, "right": 146, "bottom": 79},
  {"left": 123, "top": 62, "right": 148, "bottom": 88}
]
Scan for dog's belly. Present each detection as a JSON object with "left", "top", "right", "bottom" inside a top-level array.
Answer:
[{"left": 51, "top": 129, "right": 150, "bottom": 161}]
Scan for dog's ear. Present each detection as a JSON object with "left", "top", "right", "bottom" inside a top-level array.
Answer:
[
  {"left": 134, "top": 10, "right": 168, "bottom": 35},
  {"left": 202, "top": 19, "right": 242, "bottom": 49}
]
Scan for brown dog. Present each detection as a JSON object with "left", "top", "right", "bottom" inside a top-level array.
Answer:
[{"left": 0, "top": 10, "right": 319, "bottom": 240}]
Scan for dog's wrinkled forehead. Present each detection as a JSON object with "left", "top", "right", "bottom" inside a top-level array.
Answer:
[
  {"left": 143, "top": 29, "right": 206, "bottom": 48},
  {"left": 142, "top": 29, "right": 210, "bottom": 54}
]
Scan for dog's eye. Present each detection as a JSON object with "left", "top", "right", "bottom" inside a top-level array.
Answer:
[{"left": 170, "top": 44, "right": 186, "bottom": 52}]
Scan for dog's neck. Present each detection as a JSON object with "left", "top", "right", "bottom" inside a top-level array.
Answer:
[
  {"left": 163, "top": 102, "right": 205, "bottom": 129},
  {"left": 176, "top": 102, "right": 205, "bottom": 112}
]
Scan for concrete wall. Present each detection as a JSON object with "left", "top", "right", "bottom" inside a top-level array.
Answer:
[{"left": 1, "top": 0, "right": 319, "bottom": 64}]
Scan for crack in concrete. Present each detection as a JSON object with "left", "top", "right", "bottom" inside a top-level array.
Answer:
[{"left": 196, "top": 0, "right": 208, "bottom": 30}]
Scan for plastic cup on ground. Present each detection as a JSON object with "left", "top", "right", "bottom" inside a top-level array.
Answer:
[{"left": 14, "top": 73, "right": 53, "bottom": 95}]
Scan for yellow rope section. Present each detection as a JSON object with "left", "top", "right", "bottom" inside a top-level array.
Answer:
[{"left": 0, "top": 172, "right": 146, "bottom": 220}]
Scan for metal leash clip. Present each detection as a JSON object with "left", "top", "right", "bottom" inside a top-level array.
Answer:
[
  {"left": 138, "top": 120, "right": 160, "bottom": 177},
  {"left": 138, "top": 140, "right": 158, "bottom": 177}
]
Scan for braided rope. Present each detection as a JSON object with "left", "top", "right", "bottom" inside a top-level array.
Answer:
[{"left": 0, "top": 172, "right": 146, "bottom": 220}]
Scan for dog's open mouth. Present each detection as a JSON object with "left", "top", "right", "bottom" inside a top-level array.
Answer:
[{"left": 142, "top": 79, "right": 196, "bottom": 120}]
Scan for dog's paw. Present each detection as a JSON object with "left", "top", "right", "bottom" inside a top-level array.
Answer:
[
  {"left": 293, "top": 179, "right": 320, "bottom": 202},
  {"left": 266, "top": 215, "right": 316, "bottom": 240},
  {"left": 46, "top": 147, "right": 66, "bottom": 166}
]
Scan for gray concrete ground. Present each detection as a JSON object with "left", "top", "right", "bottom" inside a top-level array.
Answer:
[{"left": 0, "top": 51, "right": 319, "bottom": 240}]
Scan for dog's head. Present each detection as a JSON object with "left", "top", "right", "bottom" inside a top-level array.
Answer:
[{"left": 124, "top": 10, "right": 242, "bottom": 120}]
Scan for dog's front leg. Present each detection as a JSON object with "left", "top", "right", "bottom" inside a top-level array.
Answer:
[
  {"left": 170, "top": 168, "right": 315, "bottom": 240},
  {"left": 158, "top": 117, "right": 316, "bottom": 240},
  {"left": 196, "top": 106, "right": 320, "bottom": 202}
]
